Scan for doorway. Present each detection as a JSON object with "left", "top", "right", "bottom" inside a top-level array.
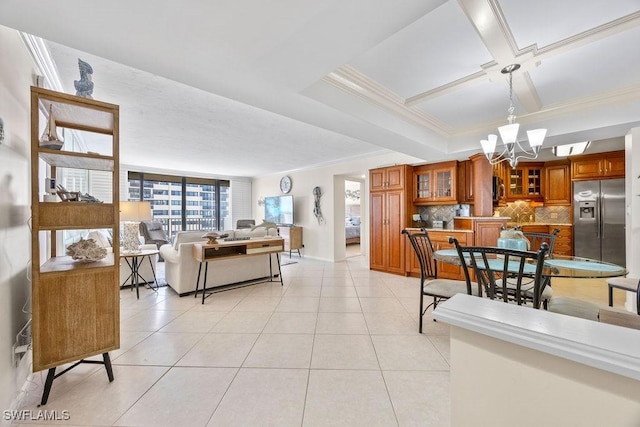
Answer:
[{"left": 345, "top": 180, "right": 362, "bottom": 257}]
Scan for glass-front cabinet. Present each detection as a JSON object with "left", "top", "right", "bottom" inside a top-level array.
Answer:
[
  {"left": 413, "top": 160, "right": 458, "bottom": 205},
  {"left": 506, "top": 162, "right": 544, "bottom": 201}
]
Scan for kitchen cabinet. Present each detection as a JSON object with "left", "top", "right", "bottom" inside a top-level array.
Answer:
[
  {"left": 520, "top": 224, "right": 573, "bottom": 256},
  {"left": 454, "top": 217, "right": 508, "bottom": 247},
  {"left": 506, "top": 162, "right": 544, "bottom": 201},
  {"left": 553, "top": 225, "right": 573, "bottom": 256},
  {"left": 413, "top": 160, "right": 458, "bottom": 205},
  {"left": 370, "top": 165, "right": 407, "bottom": 191},
  {"left": 370, "top": 165, "right": 413, "bottom": 275},
  {"left": 544, "top": 161, "right": 571, "bottom": 205},
  {"left": 492, "top": 161, "right": 508, "bottom": 207},
  {"left": 571, "top": 150, "right": 625, "bottom": 180},
  {"left": 406, "top": 230, "right": 471, "bottom": 280},
  {"left": 30, "top": 87, "right": 120, "bottom": 402},
  {"left": 457, "top": 160, "right": 474, "bottom": 204}
]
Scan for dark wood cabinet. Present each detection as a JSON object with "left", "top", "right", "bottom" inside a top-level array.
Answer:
[
  {"left": 571, "top": 150, "right": 625, "bottom": 180},
  {"left": 457, "top": 160, "right": 474, "bottom": 204},
  {"left": 413, "top": 160, "right": 458, "bottom": 205},
  {"left": 506, "top": 162, "right": 544, "bottom": 201},
  {"left": 370, "top": 165, "right": 413, "bottom": 275},
  {"left": 544, "top": 161, "right": 571, "bottom": 205}
]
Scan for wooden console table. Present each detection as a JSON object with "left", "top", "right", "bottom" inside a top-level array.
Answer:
[{"left": 192, "top": 237, "right": 284, "bottom": 304}]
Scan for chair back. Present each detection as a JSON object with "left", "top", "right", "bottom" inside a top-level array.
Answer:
[
  {"left": 521, "top": 228, "right": 559, "bottom": 255},
  {"left": 139, "top": 220, "right": 169, "bottom": 248},
  {"left": 402, "top": 229, "right": 438, "bottom": 282},
  {"left": 236, "top": 219, "right": 255, "bottom": 229},
  {"left": 450, "top": 237, "right": 549, "bottom": 308}
]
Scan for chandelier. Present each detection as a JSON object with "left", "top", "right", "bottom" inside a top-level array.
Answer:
[{"left": 480, "top": 64, "right": 547, "bottom": 168}]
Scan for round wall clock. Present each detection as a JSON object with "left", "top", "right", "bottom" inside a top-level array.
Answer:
[{"left": 280, "top": 175, "right": 292, "bottom": 193}]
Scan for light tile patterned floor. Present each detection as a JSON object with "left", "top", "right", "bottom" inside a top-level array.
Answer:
[{"left": 14, "top": 253, "right": 617, "bottom": 426}]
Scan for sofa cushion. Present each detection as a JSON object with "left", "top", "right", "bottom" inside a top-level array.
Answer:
[
  {"left": 86, "top": 230, "right": 111, "bottom": 248},
  {"left": 173, "top": 230, "right": 207, "bottom": 250}
]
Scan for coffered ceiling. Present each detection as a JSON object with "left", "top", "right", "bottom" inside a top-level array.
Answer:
[{"left": 1, "top": 0, "right": 638, "bottom": 177}]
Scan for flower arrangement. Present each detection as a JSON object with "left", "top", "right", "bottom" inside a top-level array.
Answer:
[{"left": 66, "top": 237, "right": 107, "bottom": 263}]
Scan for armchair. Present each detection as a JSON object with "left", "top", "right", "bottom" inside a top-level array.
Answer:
[{"left": 139, "top": 220, "right": 169, "bottom": 249}]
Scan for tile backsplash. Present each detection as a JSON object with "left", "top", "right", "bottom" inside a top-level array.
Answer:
[
  {"left": 417, "top": 204, "right": 471, "bottom": 230},
  {"left": 494, "top": 201, "right": 571, "bottom": 224}
]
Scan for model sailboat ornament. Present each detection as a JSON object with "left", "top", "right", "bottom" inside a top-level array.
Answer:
[{"left": 39, "top": 104, "right": 64, "bottom": 150}]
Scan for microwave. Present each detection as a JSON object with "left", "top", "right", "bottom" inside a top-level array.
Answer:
[{"left": 493, "top": 176, "right": 505, "bottom": 202}]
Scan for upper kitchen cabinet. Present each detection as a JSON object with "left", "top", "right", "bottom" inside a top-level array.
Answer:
[
  {"left": 457, "top": 160, "right": 473, "bottom": 204},
  {"left": 413, "top": 160, "right": 458, "bottom": 205},
  {"left": 505, "top": 162, "right": 544, "bottom": 201},
  {"left": 571, "top": 150, "right": 625, "bottom": 181},
  {"left": 370, "top": 165, "right": 407, "bottom": 191},
  {"left": 544, "top": 160, "right": 571, "bottom": 205}
]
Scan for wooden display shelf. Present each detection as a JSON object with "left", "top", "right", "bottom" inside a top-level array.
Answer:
[
  {"left": 39, "top": 254, "right": 115, "bottom": 274},
  {"left": 38, "top": 203, "right": 115, "bottom": 230},
  {"left": 39, "top": 149, "right": 114, "bottom": 171}
]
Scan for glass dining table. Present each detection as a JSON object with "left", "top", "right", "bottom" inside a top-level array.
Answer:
[{"left": 433, "top": 249, "right": 628, "bottom": 279}]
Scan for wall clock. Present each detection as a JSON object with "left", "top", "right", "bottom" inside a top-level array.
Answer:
[{"left": 280, "top": 175, "right": 292, "bottom": 193}]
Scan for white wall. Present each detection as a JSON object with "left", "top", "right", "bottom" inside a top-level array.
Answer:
[
  {"left": 625, "top": 128, "right": 639, "bottom": 312},
  {"left": 0, "top": 24, "right": 37, "bottom": 412},
  {"left": 251, "top": 151, "right": 423, "bottom": 261}
]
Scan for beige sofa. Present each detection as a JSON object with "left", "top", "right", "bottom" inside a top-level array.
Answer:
[{"left": 159, "top": 227, "right": 280, "bottom": 296}]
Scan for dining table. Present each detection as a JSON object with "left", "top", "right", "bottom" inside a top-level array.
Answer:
[{"left": 433, "top": 249, "right": 628, "bottom": 279}]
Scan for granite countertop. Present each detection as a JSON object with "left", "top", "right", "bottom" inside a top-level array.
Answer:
[
  {"left": 506, "top": 222, "right": 572, "bottom": 227},
  {"left": 405, "top": 227, "right": 474, "bottom": 233}
]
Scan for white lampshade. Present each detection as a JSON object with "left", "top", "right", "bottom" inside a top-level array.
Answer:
[
  {"left": 480, "top": 138, "right": 496, "bottom": 156},
  {"left": 526, "top": 128, "right": 547, "bottom": 148},
  {"left": 120, "top": 201, "right": 152, "bottom": 221},
  {"left": 498, "top": 123, "right": 520, "bottom": 144}
]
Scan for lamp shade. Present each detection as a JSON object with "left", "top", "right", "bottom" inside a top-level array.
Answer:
[
  {"left": 120, "top": 201, "right": 152, "bottom": 221},
  {"left": 526, "top": 129, "right": 547, "bottom": 148},
  {"left": 498, "top": 123, "right": 519, "bottom": 144}
]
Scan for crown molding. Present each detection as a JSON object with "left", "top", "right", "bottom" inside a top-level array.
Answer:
[{"left": 324, "top": 65, "right": 451, "bottom": 136}]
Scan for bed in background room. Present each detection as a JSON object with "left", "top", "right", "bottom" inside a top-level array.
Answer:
[{"left": 345, "top": 216, "right": 361, "bottom": 244}]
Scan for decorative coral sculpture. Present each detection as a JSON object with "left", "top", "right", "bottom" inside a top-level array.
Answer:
[{"left": 66, "top": 237, "right": 107, "bottom": 263}]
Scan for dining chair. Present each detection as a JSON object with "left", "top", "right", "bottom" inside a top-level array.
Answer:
[
  {"left": 606, "top": 277, "right": 639, "bottom": 308},
  {"left": 450, "top": 237, "right": 549, "bottom": 308},
  {"left": 403, "top": 229, "right": 478, "bottom": 333},
  {"left": 506, "top": 227, "right": 560, "bottom": 308}
]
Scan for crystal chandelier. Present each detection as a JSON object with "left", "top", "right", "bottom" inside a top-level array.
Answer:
[{"left": 480, "top": 64, "right": 547, "bottom": 168}]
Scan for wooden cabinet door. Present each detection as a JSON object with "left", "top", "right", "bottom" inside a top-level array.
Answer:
[
  {"left": 386, "top": 190, "right": 405, "bottom": 274},
  {"left": 458, "top": 160, "right": 473, "bottom": 203},
  {"left": 571, "top": 158, "right": 602, "bottom": 180},
  {"left": 544, "top": 162, "right": 571, "bottom": 205},
  {"left": 604, "top": 154, "right": 625, "bottom": 178},
  {"left": 413, "top": 168, "right": 432, "bottom": 203},
  {"left": 369, "top": 191, "right": 386, "bottom": 270},
  {"left": 474, "top": 220, "right": 504, "bottom": 246},
  {"left": 433, "top": 165, "right": 457, "bottom": 202},
  {"left": 553, "top": 225, "right": 573, "bottom": 256},
  {"left": 507, "top": 163, "right": 543, "bottom": 200},
  {"left": 385, "top": 165, "right": 405, "bottom": 190},
  {"left": 370, "top": 168, "right": 386, "bottom": 191}
]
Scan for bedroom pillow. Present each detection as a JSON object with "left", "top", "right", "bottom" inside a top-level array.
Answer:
[{"left": 351, "top": 216, "right": 361, "bottom": 226}]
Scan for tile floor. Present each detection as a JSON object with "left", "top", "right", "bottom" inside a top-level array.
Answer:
[
  {"left": 14, "top": 254, "right": 619, "bottom": 426},
  {"left": 15, "top": 255, "right": 451, "bottom": 426}
]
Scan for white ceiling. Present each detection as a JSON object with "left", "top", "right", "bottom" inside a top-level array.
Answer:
[{"left": 1, "top": 0, "right": 638, "bottom": 178}]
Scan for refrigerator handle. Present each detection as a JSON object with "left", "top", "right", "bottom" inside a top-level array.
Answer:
[{"left": 598, "top": 190, "right": 603, "bottom": 238}]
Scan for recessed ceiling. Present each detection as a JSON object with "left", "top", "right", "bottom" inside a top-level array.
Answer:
[{"left": 0, "top": 0, "right": 637, "bottom": 177}]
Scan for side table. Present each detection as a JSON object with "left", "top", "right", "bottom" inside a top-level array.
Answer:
[{"left": 120, "top": 249, "right": 159, "bottom": 299}]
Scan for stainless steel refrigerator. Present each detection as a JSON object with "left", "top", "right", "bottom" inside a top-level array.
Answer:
[{"left": 573, "top": 179, "right": 625, "bottom": 267}]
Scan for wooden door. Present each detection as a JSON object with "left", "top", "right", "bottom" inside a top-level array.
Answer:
[
  {"left": 385, "top": 165, "right": 405, "bottom": 190},
  {"left": 369, "top": 191, "right": 386, "bottom": 270},
  {"left": 544, "top": 162, "right": 571, "bottom": 205},
  {"left": 385, "top": 190, "right": 405, "bottom": 274},
  {"left": 604, "top": 154, "right": 625, "bottom": 178},
  {"left": 370, "top": 168, "right": 386, "bottom": 191}
]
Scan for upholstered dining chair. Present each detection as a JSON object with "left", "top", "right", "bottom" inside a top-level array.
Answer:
[
  {"left": 606, "top": 276, "right": 639, "bottom": 308},
  {"left": 403, "top": 229, "right": 478, "bottom": 333},
  {"left": 450, "top": 237, "right": 549, "bottom": 309}
]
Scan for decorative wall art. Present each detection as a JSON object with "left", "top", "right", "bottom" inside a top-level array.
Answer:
[
  {"left": 313, "top": 186, "right": 325, "bottom": 224},
  {"left": 74, "top": 58, "right": 94, "bottom": 99}
]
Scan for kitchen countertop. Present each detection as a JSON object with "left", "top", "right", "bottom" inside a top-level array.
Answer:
[{"left": 506, "top": 222, "right": 572, "bottom": 227}]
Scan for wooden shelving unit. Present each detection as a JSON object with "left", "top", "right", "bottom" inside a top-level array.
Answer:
[{"left": 30, "top": 87, "right": 120, "bottom": 405}]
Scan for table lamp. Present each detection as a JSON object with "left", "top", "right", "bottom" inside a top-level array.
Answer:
[{"left": 120, "top": 201, "right": 152, "bottom": 252}]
